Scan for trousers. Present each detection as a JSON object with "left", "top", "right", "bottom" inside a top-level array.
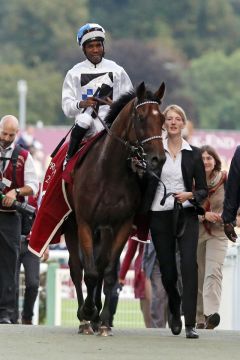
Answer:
[
  {"left": 196, "top": 234, "right": 228, "bottom": 323},
  {"left": 150, "top": 207, "right": 199, "bottom": 326},
  {"left": 12, "top": 239, "right": 40, "bottom": 322},
  {"left": 0, "top": 212, "right": 21, "bottom": 319}
]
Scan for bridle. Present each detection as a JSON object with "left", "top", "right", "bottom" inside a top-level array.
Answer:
[
  {"left": 134, "top": 100, "right": 164, "bottom": 145},
  {"left": 91, "top": 98, "right": 166, "bottom": 173}
]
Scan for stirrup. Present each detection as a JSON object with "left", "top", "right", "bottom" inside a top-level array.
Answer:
[{"left": 63, "top": 156, "right": 69, "bottom": 171}]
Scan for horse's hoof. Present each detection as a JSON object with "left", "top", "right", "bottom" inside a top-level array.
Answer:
[
  {"left": 78, "top": 321, "right": 94, "bottom": 335},
  {"left": 97, "top": 326, "right": 113, "bottom": 337}
]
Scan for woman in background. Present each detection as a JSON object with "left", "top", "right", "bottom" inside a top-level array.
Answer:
[{"left": 196, "top": 145, "right": 228, "bottom": 329}]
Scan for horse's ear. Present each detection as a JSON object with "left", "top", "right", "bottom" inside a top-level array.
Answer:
[
  {"left": 155, "top": 82, "right": 165, "bottom": 101},
  {"left": 136, "top": 82, "right": 146, "bottom": 100}
]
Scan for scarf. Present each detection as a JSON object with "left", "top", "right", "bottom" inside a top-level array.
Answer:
[{"left": 202, "top": 170, "right": 227, "bottom": 235}]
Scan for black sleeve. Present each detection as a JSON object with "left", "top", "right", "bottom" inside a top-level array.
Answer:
[
  {"left": 222, "top": 146, "right": 240, "bottom": 223},
  {"left": 192, "top": 147, "right": 208, "bottom": 204}
]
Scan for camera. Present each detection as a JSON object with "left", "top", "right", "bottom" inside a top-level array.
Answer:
[{"left": 0, "top": 181, "right": 36, "bottom": 218}]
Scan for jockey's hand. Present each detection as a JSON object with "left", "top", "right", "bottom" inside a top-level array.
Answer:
[
  {"left": 224, "top": 223, "right": 237, "bottom": 243},
  {"left": 80, "top": 97, "right": 97, "bottom": 109},
  {"left": 1, "top": 189, "right": 16, "bottom": 207},
  {"left": 105, "top": 97, "right": 113, "bottom": 105}
]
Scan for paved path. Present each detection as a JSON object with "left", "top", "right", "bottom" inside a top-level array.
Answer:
[{"left": 0, "top": 326, "right": 239, "bottom": 360}]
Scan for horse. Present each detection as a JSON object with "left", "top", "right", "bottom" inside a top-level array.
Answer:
[{"left": 64, "top": 81, "right": 166, "bottom": 336}]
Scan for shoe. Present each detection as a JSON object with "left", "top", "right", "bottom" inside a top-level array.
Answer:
[
  {"left": 185, "top": 326, "right": 199, "bottom": 339},
  {"left": 205, "top": 313, "right": 220, "bottom": 329},
  {"left": 196, "top": 322, "right": 205, "bottom": 329},
  {"left": 0, "top": 317, "right": 12, "bottom": 324},
  {"left": 170, "top": 316, "right": 182, "bottom": 335}
]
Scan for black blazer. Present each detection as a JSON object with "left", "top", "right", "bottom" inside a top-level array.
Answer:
[
  {"left": 181, "top": 145, "right": 208, "bottom": 206},
  {"left": 141, "top": 145, "right": 208, "bottom": 213},
  {"left": 222, "top": 145, "right": 240, "bottom": 223}
]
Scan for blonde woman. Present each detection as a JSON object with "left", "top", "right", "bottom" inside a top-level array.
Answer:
[{"left": 150, "top": 105, "right": 208, "bottom": 339}]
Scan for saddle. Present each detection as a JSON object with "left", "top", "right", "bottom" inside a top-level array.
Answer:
[{"left": 29, "top": 131, "right": 105, "bottom": 257}]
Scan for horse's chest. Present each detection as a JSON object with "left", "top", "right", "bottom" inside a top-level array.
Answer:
[
  {"left": 93, "top": 182, "right": 140, "bottom": 219},
  {"left": 101, "top": 187, "right": 137, "bottom": 209}
]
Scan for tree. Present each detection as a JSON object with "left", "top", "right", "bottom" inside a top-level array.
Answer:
[
  {"left": 88, "top": 0, "right": 164, "bottom": 39},
  {"left": 181, "top": 50, "right": 240, "bottom": 129},
  {"left": 0, "top": 64, "right": 64, "bottom": 125},
  {"left": 89, "top": 0, "right": 240, "bottom": 59},
  {"left": 0, "top": 0, "right": 88, "bottom": 67},
  {"left": 107, "top": 38, "right": 187, "bottom": 108}
]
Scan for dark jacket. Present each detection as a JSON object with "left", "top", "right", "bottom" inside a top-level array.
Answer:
[
  {"left": 141, "top": 145, "right": 208, "bottom": 213},
  {"left": 222, "top": 145, "right": 240, "bottom": 223}
]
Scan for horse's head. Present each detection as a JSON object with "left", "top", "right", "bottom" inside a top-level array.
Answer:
[{"left": 130, "top": 82, "right": 166, "bottom": 172}]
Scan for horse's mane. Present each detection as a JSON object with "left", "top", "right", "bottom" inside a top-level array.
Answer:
[
  {"left": 105, "top": 86, "right": 161, "bottom": 127},
  {"left": 105, "top": 90, "right": 135, "bottom": 127}
]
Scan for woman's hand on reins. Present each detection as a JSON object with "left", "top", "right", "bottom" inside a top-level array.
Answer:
[{"left": 174, "top": 192, "right": 194, "bottom": 204}]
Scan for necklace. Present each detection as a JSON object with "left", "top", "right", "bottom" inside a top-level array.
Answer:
[
  {"left": 169, "top": 147, "right": 181, "bottom": 159},
  {"left": 168, "top": 138, "right": 182, "bottom": 160}
]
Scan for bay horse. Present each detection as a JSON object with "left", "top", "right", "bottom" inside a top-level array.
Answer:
[{"left": 64, "top": 82, "right": 166, "bottom": 335}]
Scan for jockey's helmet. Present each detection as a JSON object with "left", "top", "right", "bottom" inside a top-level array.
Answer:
[{"left": 77, "top": 23, "right": 105, "bottom": 47}]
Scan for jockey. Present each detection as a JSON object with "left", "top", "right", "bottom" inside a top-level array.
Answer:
[{"left": 62, "top": 23, "right": 133, "bottom": 168}]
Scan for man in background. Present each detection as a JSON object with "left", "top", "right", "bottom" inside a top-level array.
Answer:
[{"left": 0, "top": 115, "right": 39, "bottom": 324}]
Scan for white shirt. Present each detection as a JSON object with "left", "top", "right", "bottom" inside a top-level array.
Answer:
[
  {"left": 62, "top": 58, "right": 133, "bottom": 121},
  {"left": 0, "top": 145, "right": 39, "bottom": 195},
  {"left": 151, "top": 138, "right": 193, "bottom": 211}
]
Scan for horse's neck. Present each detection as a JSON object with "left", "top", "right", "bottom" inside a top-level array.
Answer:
[
  {"left": 109, "top": 101, "right": 133, "bottom": 142},
  {"left": 99, "top": 104, "right": 133, "bottom": 172},
  {"left": 101, "top": 133, "right": 129, "bottom": 170}
]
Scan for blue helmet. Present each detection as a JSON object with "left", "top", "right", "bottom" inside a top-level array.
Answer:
[{"left": 77, "top": 23, "right": 105, "bottom": 47}]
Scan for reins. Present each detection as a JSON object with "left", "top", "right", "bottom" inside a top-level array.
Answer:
[
  {"left": 91, "top": 101, "right": 172, "bottom": 207},
  {"left": 91, "top": 107, "right": 131, "bottom": 149},
  {"left": 92, "top": 98, "right": 164, "bottom": 155}
]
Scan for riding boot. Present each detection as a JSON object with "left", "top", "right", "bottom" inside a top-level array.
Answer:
[{"left": 63, "top": 124, "right": 88, "bottom": 169}]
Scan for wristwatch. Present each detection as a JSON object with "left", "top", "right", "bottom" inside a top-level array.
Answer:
[{"left": 15, "top": 188, "right": 21, "bottom": 196}]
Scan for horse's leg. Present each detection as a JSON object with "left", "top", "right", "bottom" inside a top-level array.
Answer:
[
  {"left": 64, "top": 216, "right": 92, "bottom": 333},
  {"left": 77, "top": 222, "right": 99, "bottom": 325},
  {"left": 90, "top": 275, "right": 103, "bottom": 332},
  {"left": 99, "top": 219, "right": 133, "bottom": 336}
]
